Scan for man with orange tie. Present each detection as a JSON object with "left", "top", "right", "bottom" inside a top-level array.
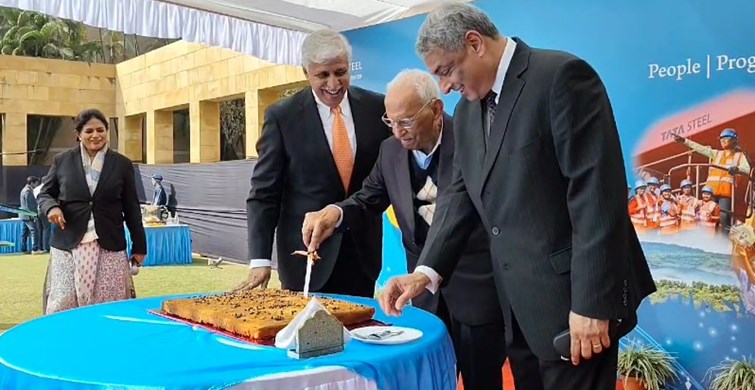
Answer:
[{"left": 238, "top": 29, "right": 390, "bottom": 297}]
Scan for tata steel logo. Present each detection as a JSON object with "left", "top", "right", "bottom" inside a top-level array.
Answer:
[{"left": 350, "top": 61, "right": 363, "bottom": 80}]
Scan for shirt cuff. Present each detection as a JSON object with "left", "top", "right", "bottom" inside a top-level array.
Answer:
[
  {"left": 249, "top": 259, "right": 272, "bottom": 269},
  {"left": 414, "top": 265, "right": 442, "bottom": 294},
  {"left": 328, "top": 204, "right": 344, "bottom": 228}
]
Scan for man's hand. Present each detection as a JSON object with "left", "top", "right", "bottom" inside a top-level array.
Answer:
[
  {"left": 232, "top": 267, "right": 272, "bottom": 292},
  {"left": 378, "top": 273, "right": 431, "bottom": 316},
  {"left": 302, "top": 206, "right": 341, "bottom": 252},
  {"left": 569, "top": 311, "right": 611, "bottom": 365},
  {"left": 671, "top": 133, "right": 685, "bottom": 143}
]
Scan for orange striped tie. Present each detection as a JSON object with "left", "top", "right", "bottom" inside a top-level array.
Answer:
[{"left": 331, "top": 106, "right": 354, "bottom": 192}]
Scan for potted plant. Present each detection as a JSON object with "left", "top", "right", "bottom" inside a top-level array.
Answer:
[
  {"left": 706, "top": 356, "right": 755, "bottom": 390},
  {"left": 617, "top": 340, "right": 678, "bottom": 390}
]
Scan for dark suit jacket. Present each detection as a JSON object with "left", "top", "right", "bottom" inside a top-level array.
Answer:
[
  {"left": 20, "top": 186, "right": 37, "bottom": 220},
  {"left": 247, "top": 86, "right": 390, "bottom": 291},
  {"left": 338, "top": 115, "right": 501, "bottom": 326},
  {"left": 417, "top": 38, "right": 656, "bottom": 361},
  {"left": 37, "top": 146, "right": 147, "bottom": 254}
]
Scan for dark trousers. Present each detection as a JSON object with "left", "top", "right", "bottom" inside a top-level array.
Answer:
[
  {"left": 37, "top": 217, "right": 51, "bottom": 251},
  {"left": 432, "top": 296, "right": 507, "bottom": 390},
  {"left": 506, "top": 309, "right": 619, "bottom": 390},
  {"left": 21, "top": 219, "right": 38, "bottom": 252},
  {"left": 714, "top": 196, "right": 732, "bottom": 232}
]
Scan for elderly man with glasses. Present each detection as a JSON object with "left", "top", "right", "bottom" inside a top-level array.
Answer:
[{"left": 302, "top": 69, "right": 510, "bottom": 390}]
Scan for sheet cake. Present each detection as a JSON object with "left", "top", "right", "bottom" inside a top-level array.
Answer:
[{"left": 161, "top": 289, "right": 375, "bottom": 339}]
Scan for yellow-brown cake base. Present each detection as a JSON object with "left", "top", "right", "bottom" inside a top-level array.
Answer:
[{"left": 161, "top": 289, "right": 376, "bottom": 340}]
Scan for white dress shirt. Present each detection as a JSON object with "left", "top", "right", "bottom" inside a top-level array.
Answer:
[
  {"left": 414, "top": 38, "right": 518, "bottom": 294},
  {"left": 249, "top": 90, "right": 357, "bottom": 269}
]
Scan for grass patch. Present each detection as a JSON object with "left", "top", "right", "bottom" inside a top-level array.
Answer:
[{"left": 0, "top": 254, "right": 280, "bottom": 332}]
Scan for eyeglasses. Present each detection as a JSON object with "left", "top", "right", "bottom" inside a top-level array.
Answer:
[{"left": 382, "top": 99, "right": 436, "bottom": 130}]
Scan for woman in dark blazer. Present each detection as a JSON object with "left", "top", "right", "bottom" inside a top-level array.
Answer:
[{"left": 38, "top": 108, "right": 147, "bottom": 314}]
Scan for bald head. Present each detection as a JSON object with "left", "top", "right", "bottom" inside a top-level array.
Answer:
[{"left": 384, "top": 69, "right": 444, "bottom": 153}]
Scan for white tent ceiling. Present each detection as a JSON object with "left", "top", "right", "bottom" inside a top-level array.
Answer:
[
  {"left": 0, "top": 0, "right": 471, "bottom": 65},
  {"left": 162, "top": 0, "right": 472, "bottom": 33}
]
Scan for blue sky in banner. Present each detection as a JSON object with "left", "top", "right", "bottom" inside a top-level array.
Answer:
[{"left": 343, "top": 0, "right": 755, "bottom": 179}]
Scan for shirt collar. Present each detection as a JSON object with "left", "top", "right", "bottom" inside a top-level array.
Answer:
[
  {"left": 491, "top": 38, "right": 517, "bottom": 104},
  {"left": 312, "top": 88, "right": 352, "bottom": 119},
  {"left": 79, "top": 142, "right": 108, "bottom": 165},
  {"left": 411, "top": 119, "right": 444, "bottom": 170}
]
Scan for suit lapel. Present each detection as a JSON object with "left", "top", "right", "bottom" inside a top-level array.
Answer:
[
  {"left": 481, "top": 40, "right": 529, "bottom": 189},
  {"left": 300, "top": 90, "right": 343, "bottom": 193},
  {"left": 347, "top": 88, "right": 373, "bottom": 194},
  {"left": 393, "top": 144, "right": 415, "bottom": 236},
  {"left": 93, "top": 149, "right": 115, "bottom": 197},
  {"left": 71, "top": 147, "right": 90, "bottom": 194},
  {"left": 465, "top": 100, "right": 487, "bottom": 178},
  {"left": 437, "top": 115, "right": 455, "bottom": 190}
]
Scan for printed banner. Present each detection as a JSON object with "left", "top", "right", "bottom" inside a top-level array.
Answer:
[{"left": 344, "top": 0, "right": 755, "bottom": 388}]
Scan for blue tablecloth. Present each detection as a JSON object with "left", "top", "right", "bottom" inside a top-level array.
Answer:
[
  {"left": 125, "top": 224, "right": 192, "bottom": 266},
  {"left": 0, "top": 219, "right": 24, "bottom": 254},
  {"left": 0, "top": 294, "right": 456, "bottom": 389}
]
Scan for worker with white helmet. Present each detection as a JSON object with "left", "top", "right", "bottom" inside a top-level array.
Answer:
[
  {"left": 677, "top": 179, "right": 699, "bottom": 230},
  {"left": 643, "top": 177, "right": 661, "bottom": 230},
  {"left": 657, "top": 184, "right": 679, "bottom": 235},
  {"left": 628, "top": 180, "right": 650, "bottom": 233},
  {"left": 697, "top": 186, "right": 721, "bottom": 234}
]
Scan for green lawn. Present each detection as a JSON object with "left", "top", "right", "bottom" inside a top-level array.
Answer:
[{"left": 0, "top": 253, "right": 280, "bottom": 332}]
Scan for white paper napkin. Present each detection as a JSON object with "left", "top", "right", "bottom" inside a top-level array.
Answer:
[{"left": 274, "top": 297, "right": 352, "bottom": 350}]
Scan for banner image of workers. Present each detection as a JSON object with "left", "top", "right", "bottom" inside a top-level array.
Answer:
[{"left": 344, "top": 0, "right": 755, "bottom": 388}]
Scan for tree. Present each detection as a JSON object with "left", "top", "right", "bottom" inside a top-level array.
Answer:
[{"left": 0, "top": 8, "right": 99, "bottom": 61}]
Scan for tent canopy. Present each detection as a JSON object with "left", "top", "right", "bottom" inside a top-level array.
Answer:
[{"left": 0, "top": 0, "right": 470, "bottom": 65}]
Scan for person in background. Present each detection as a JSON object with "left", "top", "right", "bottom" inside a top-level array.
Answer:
[
  {"left": 238, "top": 29, "right": 390, "bottom": 297},
  {"left": 37, "top": 108, "right": 147, "bottom": 315},
  {"left": 20, "top": 176, "right": 41, "bottom": 254},
  {"left": 697, "top": 186, "right": 721, "bottom": 234},
  {"left": 33, "top": 178, "right": 52, "bottom": 252},
  {"left": 377, "top": 4, "right": 656, "bottom": 389},
  {"left": 628, "top": 180, "right": 649, "bottom": 234},
  {"left": 646, "top": 176, "right": 661, "bottom": 197},
  {"left": 674, "top": 128, "right": 750, "bottom": 232},
  {"left": 151, "top": 174, "right": 168, "bottom": 207},
  {"left": 677, "top": 180, "right": 699, "bottom": 231},
  {"left": 643, "top": 177, "right": 660, "bottom": 231},
  {"left": 657, "top": 184, "right": 679, "bottom": 235},
  {"left": 302, "top": 69, "right": 509, "bottom": 389}
]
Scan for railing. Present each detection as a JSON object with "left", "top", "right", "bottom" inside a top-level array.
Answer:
[{"left": 666, "top": 162, "right": 755, "bottom": 227}]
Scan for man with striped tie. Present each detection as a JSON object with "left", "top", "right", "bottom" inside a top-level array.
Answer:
[{"left": 239, "top": 29, "right": 391, "bottom": 297}]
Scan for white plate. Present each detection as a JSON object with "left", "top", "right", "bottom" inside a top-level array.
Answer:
[{"left": 350, "top": 326, "right": 423, "bottom": 345}]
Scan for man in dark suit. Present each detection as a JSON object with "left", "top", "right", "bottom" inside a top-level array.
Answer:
[
  {"left": 377, "top": 4, "right": 657, "bottom": 390},
  {"left": 238, "top": 29, "right": 390, "bottom": 297},
  {"left": 302, "top": 69, "right": 507, "bottom": 389},
  {"left": 20, "top": 176, "right": 40, "bottom": 254}
]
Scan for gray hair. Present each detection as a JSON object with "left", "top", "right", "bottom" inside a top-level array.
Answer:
[
  {"left": 416, "top": 2, "right": 499, "bottom": 56},
  {"left": 301, "top": 29, "right": 352, "bottom": 68},
  {"left": 386, "top": 69, "right": 441, "bottom": 103}
]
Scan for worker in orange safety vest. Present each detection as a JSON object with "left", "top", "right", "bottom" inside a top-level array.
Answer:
[
  {"left": 674, "top": 128, "right": 750, "bottom": 232},
  {"left": 677, "top": 179, "right": 699, "bottom": 230},
  {"left": 629, "top": 180, "right": 652, "bottom": 233},
  {"left": 657, "top": 184, "right": 680, "bottom": 235},
  {"left": 697, "top": 186, "right": 721, "bottom": 234},
  {"left": 643, "top": 177, "right": 661, "bottom": 230}
]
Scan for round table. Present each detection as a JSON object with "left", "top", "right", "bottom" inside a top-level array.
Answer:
[{"left": 0, "top": 294, "right": 456, "bottom": 389}]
